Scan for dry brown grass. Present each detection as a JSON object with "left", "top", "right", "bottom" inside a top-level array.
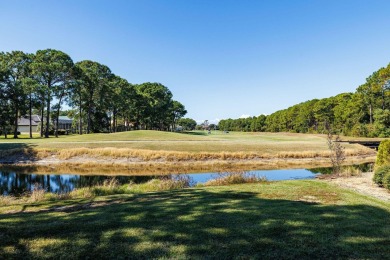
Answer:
[
  {"left": 0, "top": 195, "right": 16, "bottom": 206},
  {"left": 204, "top": 171, "right": 267, "bottom": 186},
  {"left": 1, "top": 153, "right": 376, "bottom": 177},
  {"left": 29, "top": 184, "right": 46, "bottom": 202},
  {"left": 32, "top": 147, "right": 375, "bottom": 161}
]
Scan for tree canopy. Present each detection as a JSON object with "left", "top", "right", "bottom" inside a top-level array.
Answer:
[
  {"left": 0, "top": 49, "right": 187, "bottom": 138},
  {"left": 219, "top": 63, "right": 390, "bottom": 137}
]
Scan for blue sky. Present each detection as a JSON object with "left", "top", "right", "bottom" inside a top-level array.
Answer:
[{"left": 1, "top": 0, "right": 390, "bottom": 123}]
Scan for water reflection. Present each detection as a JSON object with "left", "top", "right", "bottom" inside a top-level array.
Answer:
[
  {"left": 308, "top": 163, "right": 374, "bottom": 175},
  {"left": 0, "top": 171, "right": 155, "bottom": 196},
  {"left": 0, "top": 163, "right": 373, "bottom": 196}
]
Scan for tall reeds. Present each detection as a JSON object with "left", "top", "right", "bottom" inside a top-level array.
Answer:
[{"left": 32, "top": 147, "right": 375, "bottom": 161}]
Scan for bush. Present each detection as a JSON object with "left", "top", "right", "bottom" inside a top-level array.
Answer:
[
  {"left": 373, "top": 165, "right": 390, "bottom": 186},
  {"left": 382, "top": 172, "right": 390, "bottom": 190},
  {"left": 375, "top": 140, "right": 390, "bottom": 167}
]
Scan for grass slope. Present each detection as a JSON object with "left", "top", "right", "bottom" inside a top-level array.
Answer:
[
  {"left": 1, "top": 180, "right": 389, "bottom": 259},
  {"left": 0, "top": 130, "right": 372, "bottom": 154}
]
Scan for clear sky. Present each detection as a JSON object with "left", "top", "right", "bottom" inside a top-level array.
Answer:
[{"left": 1, "top": 0, "right": 390, "bottom": 123}]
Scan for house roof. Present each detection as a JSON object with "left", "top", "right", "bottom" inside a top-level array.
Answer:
[
  {"left": 56, "top": 116, "right": 73, "bottom": 123},
  {"left": 30, "top": 115, "right": 41, "bottom": 123},
  {"left": 18, "top": 117, "right": 39, "bottom": 126}
]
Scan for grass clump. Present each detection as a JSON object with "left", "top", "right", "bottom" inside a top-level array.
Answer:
[
  {"left": 204, "top": 171, "right": 267, "bottom": 186},
  {"left": 69, "top": 175, "right": 192, "bottom": 198},
  {"left": 87, "top": 178, "right": 127, "bottom": 196},
  {"left": 29, "top": 184, "right": 46, "bottom": 202},
  {"left": 0, "top": 195, "right": 16, "bottom": 206},
  {"left": 338, "top": 165, "right": 363, "bottom": 177},
  {"left": 128, "top": 175, "right": 192, "bottom": 193}
]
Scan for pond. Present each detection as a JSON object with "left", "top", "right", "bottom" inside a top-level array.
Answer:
[{"left": 0, "top": 163, "right": 374, "bottom": 196}]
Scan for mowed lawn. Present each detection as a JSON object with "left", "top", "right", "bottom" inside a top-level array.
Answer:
[
  {"left": 0, "top": 130, "right": 371, "bottom": 154},
  {"left": 0, "top": 180, "right": 389, "bottom": 258}
]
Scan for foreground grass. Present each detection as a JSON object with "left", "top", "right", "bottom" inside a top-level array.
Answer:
[{"left": 1, "top": 180, "right": 389, "bottom": 259}]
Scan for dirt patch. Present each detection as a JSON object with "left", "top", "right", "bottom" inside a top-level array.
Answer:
[{"left": 322, "top": 172, "right": 390, "bottom": 202}]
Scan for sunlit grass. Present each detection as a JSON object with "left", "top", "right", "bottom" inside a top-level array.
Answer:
[
  {"left": 0, "top": 130, "right": 374, "bottom": 154},
  {"left": 0, "top": 131, "right": 376, "bottom": 174}
]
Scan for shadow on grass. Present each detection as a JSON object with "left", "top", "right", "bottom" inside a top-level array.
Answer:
[
  {"left": 0, "top": 143, "right": 38, "bottom": 164},
  {"left": 179, "top": 131, "right": 208, "bottom": 136},
  {"left": 1, "top": 188, "right": 389, "bottom": 258}
]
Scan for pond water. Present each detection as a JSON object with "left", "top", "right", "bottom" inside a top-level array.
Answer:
[{"left": 0, "top": 164, "right": 373, "bottom": 196}]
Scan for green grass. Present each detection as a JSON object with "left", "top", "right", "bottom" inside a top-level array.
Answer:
[
  {"left": 1, "top": 180, "right": 389, "bottom": 259},
  {"left": 0, "top": 130, "right": 371, "bottom": 154}
]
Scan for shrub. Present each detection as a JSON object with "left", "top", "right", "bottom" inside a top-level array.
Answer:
[
  {"left": 382, "top": 172, "right": 390, "bottom": 190},
  {"left": 375, "top": 140, "right": 390, "bottom": 167},
  {"left": 373, "top": 165, "right": 390, "bottom": 186}
]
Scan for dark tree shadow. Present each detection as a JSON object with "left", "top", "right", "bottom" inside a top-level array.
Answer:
[
  {"left": 0, "top": 189, "right": 389, "bottom": 259},
  {"left": 0, "top": 143, "right": 39, "bottom": 164},
  {"left": 179, "top": 131, "right": 208, "bottom": 136}
]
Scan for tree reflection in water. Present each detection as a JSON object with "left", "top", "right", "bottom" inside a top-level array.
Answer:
[{"left": 0, "top": 171, "right": 155, "bottom": 196}]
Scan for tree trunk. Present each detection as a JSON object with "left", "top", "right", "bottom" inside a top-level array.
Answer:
[
  {"left": 13, "top": 109, "right": 18, "bottom": 139},
  {"left": 79, "top": 97, "right": 83, "bottom": 135},
  {"left": 87, "top": 105, "right": 91, "bottom": 134},
  {"left": 40, "top": 102, "right": 44, "bottom": 138},
  {"left": 55, "top": 95, "right": 63, "bottom": 138},
  {"left": 29, "top": 93, "right": 32, "bottom": 139},
  {"left": 55, "top": 115, "right": 59, "bottom": 137},
  {"left": 113, "top": 108, "right": 117, "bottom": 133},
  {"left": 382, "top": 90, "right": 385, "bottom": 110},
  {"left": 369, "top": 103, "right": 373, "bottom": 124},
  {"left": 87, "top": 91, "right": 93, "bottom": 134},
  {"left": 45, "top": 92, "right": 50, "bottom": 138}
]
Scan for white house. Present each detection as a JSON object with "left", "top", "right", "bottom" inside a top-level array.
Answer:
[
  {"left": 17, "top": 115, "right": 41, "bottom": 133},
  {"left": 55, "top": 116, "right": 73, "bottom": 130}
]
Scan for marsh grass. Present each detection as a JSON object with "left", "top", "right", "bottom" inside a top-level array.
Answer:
[
  {"left": 338, "top": 165, "right": 363, "bottom": 177},
  {"left": 204, "top": 171, "right": 267, "bottom": 186},
  {"left": 129, "top": 175, "right": 193, "bottom": 193},
  {"left": 53, "top": 147, "right": 372, "bottom": 160},
  {"left": 0, "top": 146, "right": 373, "bottom": 163},
  {"left": 0, "top": 194, "right": 16, "bottom": 206},
  {"left": 29, "top": 184, "right": 46, "bottom": 202},
  {"left": 0, "top": 176, "right": 194, "bottom": 204}
]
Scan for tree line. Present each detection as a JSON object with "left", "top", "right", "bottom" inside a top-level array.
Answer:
[
  {"left": 219, "top": 63, "right": 390, "bottom": 137},
  {"left": 0, "top": 49, "right": 187, "bottom": 138}
]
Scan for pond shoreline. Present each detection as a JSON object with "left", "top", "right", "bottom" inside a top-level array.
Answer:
[
  {"left": 322, "top": 172, "right": 390, "bottom": 202},
  {"left": 0, "top": 154, "right": 376, "bottom": 175}
]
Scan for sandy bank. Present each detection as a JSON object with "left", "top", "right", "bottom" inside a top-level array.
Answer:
[{"left": 322, "top": 172, "right": 390, "bottom": 202}]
